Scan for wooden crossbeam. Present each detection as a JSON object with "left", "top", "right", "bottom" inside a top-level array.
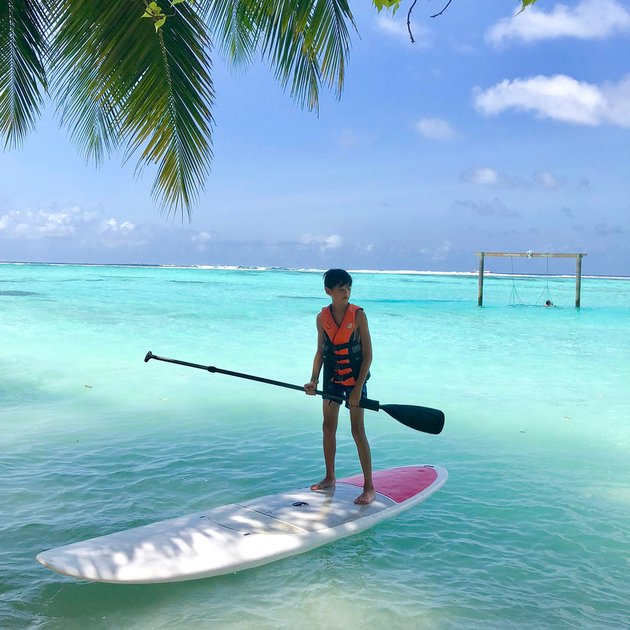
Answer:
[{"left": 476, "top": 252, "right": 587, "bottom": 259}]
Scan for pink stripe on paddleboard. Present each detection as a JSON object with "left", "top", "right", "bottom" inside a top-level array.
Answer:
[{"left": 338, "top": 466, "right": 438, "bottom": 503}]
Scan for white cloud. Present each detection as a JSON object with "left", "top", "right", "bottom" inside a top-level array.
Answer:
[
  {"left": 336, "top": 129, "right": 359, "bottom": 148},
  {"left": 534, "top": 171, "right": 560, "bottom": 189},
  {"left": 419, "top": 240, "right": 452, "bottom": 261},
  {"left": 39, "top": 212, "right": 76, "bottom": 235},
  {"left": 462, "top": 167, "right": 500, "bottom": 185},
  {"left": 376, "top": 14, "right": 430, "bottom": 46},
  {"left": 415, "top": 117, "right": 456, "bottom": 140},
  {"left": 101, "top": 218, "right": 136, "bottom": 234},
  {"left": 450, "top": 40, "right": 476, "bottom": 55},
  {"left": 486, "top": 0, "right": 630, "bottom": 46},
  {"left": 0, "top": 206, "right": 96, "bottom": 238},
  {"left": 461, "top": 167, "right": 563, "bottom": 189},
  {"left": 299, "top": 233, "right": 342, "bottom": 251},
  {"left": 474, "top": 74, "right": 630, "bottom": 127},
  {"left": 376, "top": 14, "right": 407, "bottom": 39},
  {"left": 456, "top": 198, "right": 520, "bottom": 217},
  {"left": 192, "top": 231, "right": 212, "bottom": 251},
  {"left": 0, "top": 206, "right": 150, "bottom": 249}
]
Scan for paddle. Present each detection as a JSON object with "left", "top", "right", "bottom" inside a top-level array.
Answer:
[{"left": 144, "top": 351, "right": 445, "bottom": 435}]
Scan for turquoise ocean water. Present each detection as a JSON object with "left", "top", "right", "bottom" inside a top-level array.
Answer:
[{"left": 1, "top": 264, "right": 629, "bottom": 629}]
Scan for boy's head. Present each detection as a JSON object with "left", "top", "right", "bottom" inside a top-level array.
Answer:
[{"left": 323, "top": 269, "right": 352, "bottom": 290}]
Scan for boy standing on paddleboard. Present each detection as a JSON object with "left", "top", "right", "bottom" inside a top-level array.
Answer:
[{"left": 304, "top": 269, "right": 375, "bottom": 505}]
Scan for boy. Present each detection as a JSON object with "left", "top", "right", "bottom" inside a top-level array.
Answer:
[{"left": 304, "top": 269, "right": 374, "bottom": 505}]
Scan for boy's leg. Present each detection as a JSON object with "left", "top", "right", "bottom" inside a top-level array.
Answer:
[
  {"left": 311, "top": 400, "right": 340, "bottom": 491},
  {"left": 350, "top": 406, "right": 375, "bottom": 504}
]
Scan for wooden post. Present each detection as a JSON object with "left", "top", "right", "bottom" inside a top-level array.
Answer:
[
  {"left": 477, "top": 252, "right": 485, "bottom": 306},
  {"left": 575, "top": 254, "right": 583, "bottom": 307}
]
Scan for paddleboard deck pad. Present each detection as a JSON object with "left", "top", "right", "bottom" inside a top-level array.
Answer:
[{"left": 37, "top": 465, "right": 447, "bottom": 583}]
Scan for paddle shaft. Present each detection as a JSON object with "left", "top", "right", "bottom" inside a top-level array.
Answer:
[
  {"left": 144, "top": 351, "right": 444, "bottom": 435},
  {"left": 145, "top": 351, "right": 380, "bottom": 410}
]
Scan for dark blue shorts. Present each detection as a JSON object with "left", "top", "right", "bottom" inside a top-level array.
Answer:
[{"left": 322, "top": 381, "right": 367, "bottom": 408}]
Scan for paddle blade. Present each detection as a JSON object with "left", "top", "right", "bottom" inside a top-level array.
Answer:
[{"left": 380, "top": 404, "right": 445, "bottom": 435}]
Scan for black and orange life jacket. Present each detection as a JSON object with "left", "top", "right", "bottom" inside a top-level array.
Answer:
[{"left": 321, "top": 303, "right": 368, "bottom": 386}]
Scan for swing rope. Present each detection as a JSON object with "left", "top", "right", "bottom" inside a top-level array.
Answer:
[
  {"left": 508, "top": 256, "right": 525, "bottom": 306},
  {"left": 535, "top": 257, "right": 554, "bottom": 305}
]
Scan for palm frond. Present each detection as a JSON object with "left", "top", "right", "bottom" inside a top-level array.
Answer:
[
  {"left": 255, "top": 0, "right": 355, "bottom": 111},
  {"left": 52, "top": 0, "right": 214, "bottom": 216},
  {"left": 203, "top": 0, "right": 259, "bottom": 67},
  {"left": 124, "top": 4, "right": 215, "bottom": 216},
  {"left": 202, "top": 0, "right": 355, "bottom": 111},
  {"left": 49, "top": 0, "right": 125, "bottom": 163},
  {"left": 0, "top": 0, "right": 49, "bottom": 148}
]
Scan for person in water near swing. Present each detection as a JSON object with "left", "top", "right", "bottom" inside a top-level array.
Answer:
[{"left": 304, "top": 269, "right": 375, "bottom": 505}]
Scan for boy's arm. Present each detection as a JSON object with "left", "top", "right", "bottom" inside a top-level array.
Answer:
[
  {"left": 349, "top": 310, "right": 372, "bottom": 406},
  {"left": 304, "top": 314, "right": 324, "bottom": 395}
]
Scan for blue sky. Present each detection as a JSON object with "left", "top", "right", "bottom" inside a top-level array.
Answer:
[{"left": 1, "top": 0, "right": 629, "bottom": 275}]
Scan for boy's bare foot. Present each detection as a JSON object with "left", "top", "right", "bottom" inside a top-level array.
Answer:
[
  {"left": 354, "top": 489, "right": 375, "bottom": 505},
  {"left": 310, "top": 478, "right": 335, "bottom": 491}
]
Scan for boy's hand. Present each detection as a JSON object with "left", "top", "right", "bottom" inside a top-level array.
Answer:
[
  {"left": 304, "top": 380, "right": 318, "bottom": 395},
  {"left": 348, "top": 387, "right": 362, "bottom": 407}
]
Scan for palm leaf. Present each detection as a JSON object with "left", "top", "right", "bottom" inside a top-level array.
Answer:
[
  {"left": 49, "top": 0, "right": 124, "bottom": 163},
  {"left": 203, "top": 0, "right": 259, "bottom": 67},
  {"left": 51, "top": 0, "right": 214, "bottom": 215},
  {"left": 256, "top": 0, "right": 355, "bottom": 111},
  {"left": 0, "top": 0, "right": 49, "bottom": 148},
  {"left": 119, "top": 4, "right": 214, "bottom": 215},
  {"left": 203, "top": 0, "right": 355, "bottom": 112}
]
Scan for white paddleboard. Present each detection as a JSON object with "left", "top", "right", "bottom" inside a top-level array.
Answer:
[{"left": 36, "top": 465, "right": 447, "bottom": 584}]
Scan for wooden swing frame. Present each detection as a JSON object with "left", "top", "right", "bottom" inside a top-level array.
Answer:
[{"left": 476, "top": 252, "right": 588, "bottom": 307}]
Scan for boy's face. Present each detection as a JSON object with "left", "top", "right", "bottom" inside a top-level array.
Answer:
[{"left": 326, "top": 283, "right": 351, "bottom": 303}]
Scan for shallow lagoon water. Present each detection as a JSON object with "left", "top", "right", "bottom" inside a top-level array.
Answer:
[{"left": 1, "top": 264, "right": 629, "bottom": 629}]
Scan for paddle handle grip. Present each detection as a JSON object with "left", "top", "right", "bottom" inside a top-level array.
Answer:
[{"left": 145, "top": 352, "right": 381, "bottom": 411}]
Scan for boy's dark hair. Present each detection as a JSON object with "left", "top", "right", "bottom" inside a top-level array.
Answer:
[{"left": 323, "top": 268, "right": 352, "bottom": 289}]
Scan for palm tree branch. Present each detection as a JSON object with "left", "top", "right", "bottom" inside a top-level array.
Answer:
[
  {"left": 0, "top": 0, "right": 49, "bottom": 148},
  {"left": 256, "top": 0, "right": 354, "bottom": 111},
  {"left": 203, "top": 0, "right": 259, "bottom": 67},
  {"left": 201, "top": 0, "right": 354, "bottom": 111},
  {"left": 121, "top": 3, "right": 215, "bottom": 215},
  {"left": 51, "top": 0, "right": 214, "bottom": 214},
  {"left": 50, "top": 0, "right": 134, "bottom": 162}
]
